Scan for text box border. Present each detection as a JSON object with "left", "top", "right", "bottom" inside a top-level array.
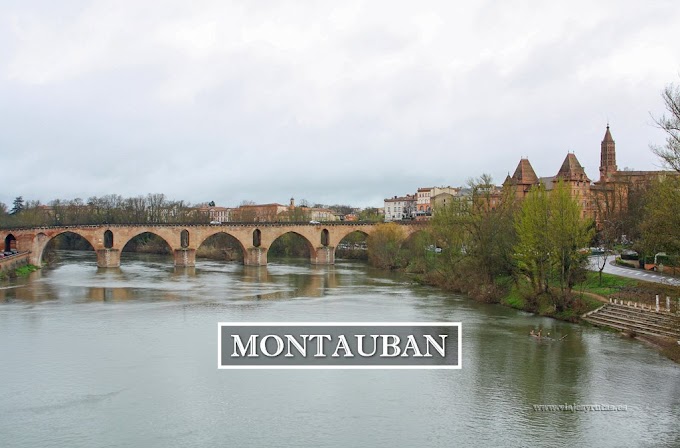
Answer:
[{"left": 218, "top": 322, "right": 462, "bottom": 370}]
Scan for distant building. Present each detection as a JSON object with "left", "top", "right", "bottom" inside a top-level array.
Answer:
[
  {"left": 505, "top": 125, "right": 678, "bottom": 226},
  {"left": 384, "top": 194, "right": 416, "bottom": 222},
  {"left": 431, "top": 192, "right": 455, "bottom": 208},
  {"left": 415, "top": 186, "right": 459, "bottom": 219},
  {"left": 416, "top": 187, "right": 433, "bottom": 216},
  {"left": 198, "top": 206, "right": 231, "bottom": 223},
  {"left": 504, "top": 158, "right": 539, "bottom": 199}
]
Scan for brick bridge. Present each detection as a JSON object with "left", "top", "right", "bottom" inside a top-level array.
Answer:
[{"left": 1, "top": 222, "right": 425, "bottom": 268}]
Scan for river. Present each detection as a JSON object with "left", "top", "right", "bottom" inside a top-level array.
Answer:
[{"left": 1, "top": 251, "right": 679, "bottom": 447}]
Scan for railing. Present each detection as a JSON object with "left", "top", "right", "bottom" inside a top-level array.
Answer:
[
  {"left": 0, "top": 251, "right": 29, "bottom": 263},
  {"left": 607, "top": 297, "right": 680, "bottom": 315}
]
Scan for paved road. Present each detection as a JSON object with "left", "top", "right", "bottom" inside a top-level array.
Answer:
[{"left": 587, "top": 255, "right": 680, "bottom": 286}]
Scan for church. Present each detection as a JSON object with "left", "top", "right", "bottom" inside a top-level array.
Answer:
[{"left": 504, "top": 125, "right": 673, "bottom": 225}]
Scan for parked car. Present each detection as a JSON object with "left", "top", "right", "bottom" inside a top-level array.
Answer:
[
  {"left": 309, "top": 220, "right": 321, "bottom": 224},
  {"left": 210, "top": 221, "right": 221, "bottom": 225}
]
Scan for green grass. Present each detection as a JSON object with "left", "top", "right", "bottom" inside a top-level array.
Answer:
[
  {"left": 500, "top": 275, "right": 604, "bottom": 322},
  {"left": 13, "top": 264, "right": 40, "bottom": 277},
  {"left": 575, "top": 271, "right": 637, "bottom": 296},
  {"left": 502, "top": 283, "right": 526, "bottom": 310}
]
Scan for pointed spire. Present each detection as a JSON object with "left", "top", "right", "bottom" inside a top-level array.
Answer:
[{"left": 603, "top": 124, "right": 614, "bottom": 143}]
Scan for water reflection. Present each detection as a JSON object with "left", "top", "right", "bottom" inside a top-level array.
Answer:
[{"left": 1, "top": 250, "right": 680, "bottom": 448}]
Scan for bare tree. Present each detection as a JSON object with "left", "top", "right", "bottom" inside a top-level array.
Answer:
[{"left": 651, "top": 81, "right": 680, "bottom": 172}]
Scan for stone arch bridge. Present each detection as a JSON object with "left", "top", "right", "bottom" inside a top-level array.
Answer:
[{"left": 1, "top": 222, "right": 425, "bottom": 268}]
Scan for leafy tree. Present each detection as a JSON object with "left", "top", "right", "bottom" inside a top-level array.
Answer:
[
  {"left": 429, "top": 175, "right": 517, "bottom": 298},
  {"left": 358, "top": 207, "right": 383, "bottom": 222},
  {"left": 328, "top": 204, "right": 354, "bottom": 215},
  {"left": 638, "top": 175, "right": 680, "bottom": 256},
  {"left": 367, "top": 223, "right": 405, "bottom": 269},
  {"left": 651, "top": 80, "right": 680, "bottom": 172},
  {"left": 515, "top": 181, "right": 592, "bottom": 309},
  {"left": 548, "top": 181, "right": 593, "bottom": 305},
  {"left": 514, "top": 183, "right": 551, "bottom": 294},
  {"left": 0, "top": 202, "right": 7, "bottom": 226},
  {"left": 590, "top": 179, "right": 629, "bottom": 284},
  {"left": 280, "top": 206, "right": 311, "bottom": 222}
]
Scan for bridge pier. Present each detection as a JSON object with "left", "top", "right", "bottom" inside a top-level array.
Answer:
[
  {"left": 174, "top": 249, "right": 196, "bottom": 267},
  {"left": 96, "top": 249, "right": 121, "bottom": 268},
  {"left": 29, "top": 252, "right": 42, "bottom": 266},
  {"left": 311, "top": 246, "right": 335, "bottom": 265},
  {"left": 244, "top": 247, "right": 268, "bottom": 266}
]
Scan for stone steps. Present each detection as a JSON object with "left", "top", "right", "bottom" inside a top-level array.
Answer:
[
  {"left": 583, "top": 304, "right": 680, "bottom": 339},
  {"left": 597, "top": 307, "right": 678, "bottom": 329}
]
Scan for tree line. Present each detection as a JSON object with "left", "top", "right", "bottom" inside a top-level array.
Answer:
[
  {"left": 0, "top": 194, "right": 209, "bottom": 228},
  {"left": 367, "top": 173, "right": 678, "bottom": 316}
]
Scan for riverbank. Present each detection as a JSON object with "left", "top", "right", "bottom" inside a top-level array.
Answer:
[
  {"left": 0, "top": 263, "right": 40, "bottom": 280},
  {"left": 410, "top": 268, "right": 680, "bottom": 364},
  {"left": 0, "top": 252, "right": 33, "bottom": 280}
]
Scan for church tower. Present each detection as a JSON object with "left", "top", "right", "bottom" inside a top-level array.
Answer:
[{"left": 599, "top": 124, "right": 617, "bottom": 182}]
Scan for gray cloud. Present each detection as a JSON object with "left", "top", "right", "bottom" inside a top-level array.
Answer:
[{"left": 1, "top": 0, "right": 679, "bottom": 209}]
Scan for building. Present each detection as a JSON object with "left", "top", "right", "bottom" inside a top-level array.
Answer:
[
  {"left": 415, "top": 186, "right": 460, "bottom": 219},
  {"left": 505, "top": 125, "right": 677, "bottom": 226},
  {"left": 198, "top": 206, "right": 231, "bottom": 223},
  {"left": 384, "top": 194, "right": 416, "bottom": 222},
  {"left": 505, "top": 151, "right": 595, "bottom": 219},
  {"left": 504, "top": 158, "right": 539, "bottom": 199},
  {"left": 416, "top": 187, "right": 433, "bottom": 216}
]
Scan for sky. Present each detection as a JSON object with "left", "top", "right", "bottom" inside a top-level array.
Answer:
[{"left": 2, "top": 0, "right": 680, "bottom": 209}]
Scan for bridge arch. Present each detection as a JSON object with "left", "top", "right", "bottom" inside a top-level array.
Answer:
[
  {"left": 195, "top": 231, "right": 249, "bottom": 254},
  {"left": 333, "top": 227, "right": 374, "bottom": 247},
  {"left": 335, "top": 230, "right": 369, "bottom": 260},
  {"left": 267, "top": 231, "right": 315, "bottom": 260},
  {"left": 118, "top": 231, "right": 174, "bottom": 255},
  {"left": 196, "top": 231, "right": 247, "bottom": 262},
  {"left": 35, "top": 230, "right": 98, "bottom": 266},
  {"left": 120, "top": 231, "right": 173, "bottom": 261}
]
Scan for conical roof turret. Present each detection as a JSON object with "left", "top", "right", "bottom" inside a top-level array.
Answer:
[
  {"left": 510, "top": 158, "right": 539, "bottom": 185},
  {"left": 557, "top": 153, "right": 590, "bottom": 182}
]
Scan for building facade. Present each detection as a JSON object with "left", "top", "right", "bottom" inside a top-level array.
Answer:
[{"left": 384, "top": 195, "right": 416, "bottom": 222}]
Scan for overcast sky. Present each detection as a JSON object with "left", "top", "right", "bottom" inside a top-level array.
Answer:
[{"left": 2, "top": 1, "right": 679, "bottom": 209}]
